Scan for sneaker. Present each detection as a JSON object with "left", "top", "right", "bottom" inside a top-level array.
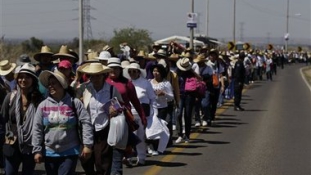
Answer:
[
  {"left": 184, "top": 137, "right": 190, "bottom": 143},
  {"left": 175, "top": 136, "right": 183, "bottom": 144},
  {"left": 202, "top": 121, "right": 208, "bottom": 127},
  {"left": 152, "top": 150, "right": 159, "bottom": 156},
  {"left": 147, "top": 146, "right": 153, "bottom": 155},
  {"left": 128, "top": 157, "right": 139, "bottom": 166},
  {"left": 195, "top": 122, "right": 201, "bottom": 127}
]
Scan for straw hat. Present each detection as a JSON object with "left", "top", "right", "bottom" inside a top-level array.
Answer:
[
  {"left": 209, "top": 49, "right": 219, "bottom": 55},
  {"left": 79, "top": 62, "right": 112, "bottom": 75},
  {"left": 53, "top": 45, "right": 77, "bottom": 61},
  {"left": 145, "top": 53, "right": 157, "bottom": 60},
  {"left": 34, "top": 46, "right": 55, "bottom": 62},
  {"left": 121, "top": 60, "right": 130, "bottom": 68},
  {"left": 95, "top": 51, "right": 111, "bottom": 61},
  {"left": 39, "top": 70, "right": 68, "bottom": 89},
  {"left": 137, "top": 50, "right": 146, "bottom": 58},
  {"left": 86, "top": 51, "right": 99, "bottom": 62},
  {"left": 180, "top": 52, "right": 192, "bottom": 59},
  {"left": 103, "top": 45, "right": 112, "bottom": 51},
  {"left": 123, "top": 62, "right": 146, "bottom": 79},
  {"left": 107, "top": 57, "right": 122, "bottom": 68},
  {"left": 0, "top": 60, "right": 17, "bottom": 76},
  {"left": 15, "top": 63, "right": 37, "bottom": 79},
  {"left": 153, "top": 49, "right": 167, "bottom": 58},
  {"left": 168, "top": 53, "right": 180, "bottom": 62},
  {"left": 176, "top": 58, "right": 192, "bottom": 71},
  {"left": 84, "top": 49, "right": 93, "bottom": 56},
  {"left": 193, "top": 54, "right": 207, "bottom": 63}
]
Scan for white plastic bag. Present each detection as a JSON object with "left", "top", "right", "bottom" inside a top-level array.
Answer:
[{"left": 107, "top": 113, "right": 128, "bottom": 150}]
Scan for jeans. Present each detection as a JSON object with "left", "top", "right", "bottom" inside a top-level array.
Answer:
[
  {"left": 234, "top": 82, "right": 244, "bottom": 107},
  {"left": 5, "top": 153, "right": 36, "bottom": 175},
  {"left": 111, "top": 148, "right": 124, "bottom": 175},
  {"left": 209, "top": 88, "right": 220, "bottom": 121},
  {"left": 176, "top": 93, "right": 195, "bottom": 139},
  {"left": 201, "top": 91, "right": 210, "bottom": 122},
  {"left": 45, "top": 155, "right": 78, "bottom": 175},
  {"left": 194, "top": 97, "right": 202, "bottom": 122}
]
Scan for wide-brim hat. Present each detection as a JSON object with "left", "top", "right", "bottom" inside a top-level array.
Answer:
[
  {"left": 107, "top": 57, "right": 122, "bottom": 68},
  {"left": 15, "top": 63, "right": 38, "bottom": 79},
  {"left": 193, "top": 54, "right": 207, "bottom": 63},
  {"left": 34, "top": 46, "right": 55, "bottom": 62},
  {"left": 180, "top": 52, "right": 192, "bottom": 59},
  {"left": 39, "top": 70, "right": 68, "bottom": 89},
  {"left": 79, "top": 62, "right": 112, "bottom": 75},
  {"left": 17, "top": 54, "right": 32, "bottom": 66},
  {"left": 153, "top": 49, "right": 167, "bottom": 58},
  {"left": 85, "top": 51, "right": 99, "bottom": 63},
  {"left": 168, "top": 53, "right": 180, "bottom": 62},
  {"left": 209, "top": 49, "right": 219, "bottom": 55},
  {"left": 145, "top": 53, "right": 157, "bottom": 60},
  {"left": 53, "top": 45, "right": 77, "bottom": 62},
  {"left": 95, "top": 51, "right": 111, "bottom": 61},
  {"left": 103, "top": 45, "right": 113, "bottom": 51},
  {"left": 176, "top": 58, "right": 192, "bottom": 71},
  {"left": 0, "top": 60, "right": 17, "bottom": 76},
  {"left": 123, "top": 62, "right": 146, "bottom": 79}
]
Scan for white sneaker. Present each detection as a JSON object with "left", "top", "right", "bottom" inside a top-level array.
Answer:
[
  {"left": 175, "top": 136, "right": 183, "bottom": 143},
  {"left": 152, "top": 150, "right": 159, "bottom": 156},
  {"left": 195, "top": 122, "right": 201, "bottom": 127},
  {"left": 172, "top": 125, "right": 176, "bottom": 131},
  {"left": 147, "top": 146, "right": 153, "bottom": 155},
  {"left": 202, "top": 121, "right": 208, "bottom": 127}
]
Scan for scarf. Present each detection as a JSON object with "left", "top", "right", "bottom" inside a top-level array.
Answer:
[{"left": 15, "top": 87, "right": 37, "bottom": 154}]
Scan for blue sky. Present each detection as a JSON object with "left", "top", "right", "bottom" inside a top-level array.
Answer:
[{"left": 0, "top": 0, "right": 310, "bottom": 43}]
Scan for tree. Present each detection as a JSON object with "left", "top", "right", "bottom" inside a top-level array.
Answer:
[
  {"left": 109, "top": 27, "right": 153, "bottom": 53},
  {"left": 21, "top": 37, "right": 44, "bottom": 52}
]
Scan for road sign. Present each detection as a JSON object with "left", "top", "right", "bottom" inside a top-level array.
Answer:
[
  {"left": 228, "top": 41, "right": 235, "bottom": 50},
  {"left": 187, "top": 13, "right": 197, "bottom": 28}
]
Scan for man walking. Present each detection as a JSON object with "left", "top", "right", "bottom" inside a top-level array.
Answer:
[{"left": 233, "top": 52, "right": 246, "bottom": 111}]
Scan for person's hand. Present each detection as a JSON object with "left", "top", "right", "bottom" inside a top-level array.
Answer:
[
  {"left": 80, "top": 146, "right": 92, "bottom": 160},
  {"left": 109, "top": 106, "right": 119, "bottom": 118},
  {"left": 34, "top": 153, "right": 43, "bottom": 164},
  {"left": 155, "top": 90, "right": 165, "bottom": 96}
]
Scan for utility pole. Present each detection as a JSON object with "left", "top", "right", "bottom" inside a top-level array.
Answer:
[
  {"left": 285, "top": 0, "right": 289, "bottom": 52},
  {"left": 233, "top": 0, "right": 236, "bottom": 43},
  {"left": 190, "top": 0, "right": 194, "bottom": 49},
  {"left": 206, "top": 0, "right": 210, "bottom": 37},
  {"left": 79, "top": 0, "right": 83, "bottom": 64}
]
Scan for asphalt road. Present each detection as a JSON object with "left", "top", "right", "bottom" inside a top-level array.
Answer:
[{"left": 32, "top": 64, "right": 311, "bottom": 175}]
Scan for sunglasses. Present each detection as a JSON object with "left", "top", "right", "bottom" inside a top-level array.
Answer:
[{"left": 128, "top": 70, "right": 139, "bottom": 74}]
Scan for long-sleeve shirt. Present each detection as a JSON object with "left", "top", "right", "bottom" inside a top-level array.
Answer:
[
  {"left": 150, "top": 79, "right": 174, "bottom": 108},
  {"left": 106, "top": 77, "right": 146, "bottom": 121},
  {"left": 130, "top": 77, "right": 158, "bottom": 118},
  {"left": 233, "top": 60, "right": 246, "bottom": 83},
  {"left": 32, "top": 93, "right": 93, "bottom": 156}
]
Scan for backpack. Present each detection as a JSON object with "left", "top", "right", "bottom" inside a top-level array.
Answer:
[{"left": 185, "top": 77, "right": 206, "bottom": 97}]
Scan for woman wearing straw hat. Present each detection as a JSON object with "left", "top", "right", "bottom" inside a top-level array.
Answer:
[
  {"left": 123, "top": 62, "right": 158, "bottom": 165},
  {"left": 0, "top": 60, "right": 17, "bottom": 92},
  {"left": 106, "top": 57, "right": 146, "bottom": 175},
  {"left": 32, "top": 70, "right": 93, "bottom": 175},
  {"left": 78, "top": 62, "right": 123, "bottom": 175},
  {"left": 1, "top": 63, "right": 43, "bottom": 175},
  {"left": 175, "top": 57, "right": 198, "bottom": 143}
]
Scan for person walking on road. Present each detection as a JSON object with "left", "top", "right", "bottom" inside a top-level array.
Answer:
[{"left": 233, "top": 52, "right": 246, "bottom": 111}]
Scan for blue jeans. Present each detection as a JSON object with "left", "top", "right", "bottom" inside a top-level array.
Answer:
[
  {"left": 111, "top": 148, "right": 124, "bottom": 175},
  {"left": 201, "top": 91, "right": 210, "bottom": 122},
  {"left": 176, "top": 93, "right": 195, "bottom": 138},
  {"left": 5, "top": 153, "right": 36, "bottom": 175},
  {"left": 45, "top": 155, "right": 78, "bottom": 175}
]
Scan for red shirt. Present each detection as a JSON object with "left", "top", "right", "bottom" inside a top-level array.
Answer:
[{"left": 106, "top": 77, "right": 146, "bottom": 120}]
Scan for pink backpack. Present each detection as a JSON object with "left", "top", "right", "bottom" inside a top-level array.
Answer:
[{"left": 185, "top": 77, "right": 206, "bottom": 97}]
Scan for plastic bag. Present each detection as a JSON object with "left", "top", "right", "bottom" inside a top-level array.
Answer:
[{"left": 107, "top": 113, "right": 128, "bottom": 150}]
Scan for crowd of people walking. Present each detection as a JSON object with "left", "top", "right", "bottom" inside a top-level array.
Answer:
[{"left": 0, "top": 42, "right": 309, "bottom": 175}]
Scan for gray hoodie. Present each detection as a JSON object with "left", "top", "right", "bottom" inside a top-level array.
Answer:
[{"left": 32, "top": 93, "right": 93, "bottom": 155}]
